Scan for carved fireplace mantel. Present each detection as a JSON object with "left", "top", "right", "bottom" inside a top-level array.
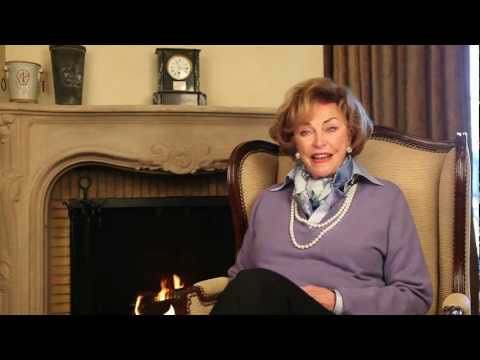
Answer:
[{"left": 0, "top": 103, "right": 276, "bottom": 314}]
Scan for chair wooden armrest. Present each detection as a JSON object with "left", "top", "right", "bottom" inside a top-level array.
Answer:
[{"left": 441, "top": 293, "right": 472, "bottom": 315}]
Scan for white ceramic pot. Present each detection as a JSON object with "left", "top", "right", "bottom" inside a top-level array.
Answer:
[{"left": 2, "top": 61, "right": 43, "bottom": 103}]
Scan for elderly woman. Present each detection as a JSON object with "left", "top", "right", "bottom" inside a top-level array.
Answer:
[{"left": 210, "top": 78, "right": 433, "bottom": 315}]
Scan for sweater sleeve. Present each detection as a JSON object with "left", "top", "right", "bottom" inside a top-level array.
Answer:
[
  {"left": 337, "top": 186, "right": 433, "bottom": 314},
  {"left": 227, "top": 192, "right": 263, "bottom": 278}
]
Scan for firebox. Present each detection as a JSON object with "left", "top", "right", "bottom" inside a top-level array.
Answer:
[{"left": 66, "top": 196, "right": 235, "bottom": 314}]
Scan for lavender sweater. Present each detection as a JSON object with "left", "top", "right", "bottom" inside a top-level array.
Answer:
[{"left": 228, "top": 179, "right": 433, "bottom": 315}]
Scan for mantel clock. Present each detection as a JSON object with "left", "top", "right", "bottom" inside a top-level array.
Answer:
[{"left": 153, "top": 48, "right": 207, "bottom": 105}]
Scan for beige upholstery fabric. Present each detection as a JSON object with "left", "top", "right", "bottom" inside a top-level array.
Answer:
[
  {"left": 357, "top": 139, "right": 450, "bottom": 314},
  {"left": 277, "top": 155, "right": 295, "bottom": 183},
  {"left": 187, "top": 277, "right": 230, "bottom": 315},
  {"left": 438, "top": 149, "right": 456, "bottom": 312},
  {"left": 186, "top": 297, "right": 214, "bottom": 315},
  {"left": 240, "top": 152, "right": 278, "bottom": 221}
]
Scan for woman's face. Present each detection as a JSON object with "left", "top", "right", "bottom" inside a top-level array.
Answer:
[{"left": 293, "top": 102, "right": 351, "bottom": 179}]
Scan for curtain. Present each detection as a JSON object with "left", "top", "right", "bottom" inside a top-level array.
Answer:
[{"left": 325, "top": 45, "right": 470, "bottom": 141}]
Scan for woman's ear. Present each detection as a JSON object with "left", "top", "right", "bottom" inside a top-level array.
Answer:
[{"left": 347, "top": 126, "right": 354, "bottom": 151}]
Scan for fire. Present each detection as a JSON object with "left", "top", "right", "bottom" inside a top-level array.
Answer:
[
  {"left": 163, "top": 305, "right": 175, "bottom": 315},
  {"left": 173, "top": 273, "right": 184, "bottom": 290},
  {"left": 134, "top": 295, "right": 143, "bottom": 315},
  {"left": 134, "top": 273, "right": 184, "bottom": 315},
  {"left": 154, "top": 273, "right": 184, "bottom": 302}
]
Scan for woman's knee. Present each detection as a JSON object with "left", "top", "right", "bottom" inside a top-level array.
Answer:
[{"left": 235, "top": 268, "right": 287, "bottom": 286}]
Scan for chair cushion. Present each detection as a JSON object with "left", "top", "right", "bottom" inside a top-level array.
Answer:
[
  {"left": 356, "top": 139, "right": 450, "bottom": 314},
  {"left": 438, "top": 149, "right": 456, "bottom": 313},
  {"left": 240, "top": 151, "right": 279, "bottom": 221}
]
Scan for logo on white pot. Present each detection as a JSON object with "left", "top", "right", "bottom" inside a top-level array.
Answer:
[{"left": 15, "top": 69, "right": 30, "bottom": 87}]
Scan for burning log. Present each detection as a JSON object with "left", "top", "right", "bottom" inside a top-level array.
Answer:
[
  {"left": 135, "top": 292, "right": 174, "bottom": 315},
  {"left": 134, "top": 273, "right": 187, "bottom": 315}
]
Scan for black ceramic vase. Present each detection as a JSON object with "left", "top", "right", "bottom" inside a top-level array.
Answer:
[{"left": 49, "top": 45, "right": 86, "bottom": 105}]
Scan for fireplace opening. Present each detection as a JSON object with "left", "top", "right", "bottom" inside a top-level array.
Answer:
[{"left": 67, "top": 196, "right": 235, "bottom": 315}]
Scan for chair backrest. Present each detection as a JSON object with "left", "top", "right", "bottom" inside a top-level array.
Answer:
[{"left": 227, "top": 126, "right": 478, "bottom": 314}]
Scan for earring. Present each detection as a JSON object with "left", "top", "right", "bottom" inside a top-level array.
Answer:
[
  {"left": 346, "top": 146, "right": 352, "bottom": 154},
  {"left": 295, "top": 152, "right": 301, "bottom": 160}
]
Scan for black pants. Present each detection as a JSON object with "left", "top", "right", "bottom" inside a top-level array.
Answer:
[{"left": 210, "top": 268, "right": 333, "bottom": 315}]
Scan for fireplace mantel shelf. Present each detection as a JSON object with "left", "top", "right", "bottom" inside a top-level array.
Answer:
[
  {"left": 0, "top": 103, "right": 276, "bottom": 314},
  {"left": 0, "top": 103, "right": 276, "bottom": 117}
]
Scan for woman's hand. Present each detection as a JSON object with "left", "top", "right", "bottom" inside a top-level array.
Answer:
[{"left": 301, "top": 285, "right": 336, "bottom": 311}]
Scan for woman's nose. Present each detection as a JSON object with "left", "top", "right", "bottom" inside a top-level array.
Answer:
[{"left": 312, "top": 133, "right": 326, "bottom": 147}]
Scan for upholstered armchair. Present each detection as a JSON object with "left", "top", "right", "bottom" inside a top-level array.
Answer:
[{"left": 182, "top": 126, "right": 478, "bottom": 315}]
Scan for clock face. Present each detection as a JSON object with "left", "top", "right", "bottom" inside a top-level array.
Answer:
[{"left": 166, "top": 55, "right": 192, "bottom": 81}]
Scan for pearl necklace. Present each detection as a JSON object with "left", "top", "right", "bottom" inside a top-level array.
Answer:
[{"left": 289, "top": 183, "right": 358, "bottom": 250}]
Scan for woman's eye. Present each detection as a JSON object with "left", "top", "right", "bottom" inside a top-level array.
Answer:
[
  {"left": 326, "top": 127, "right": 338, "bottom": 133},
  {"left": 299, "top": 130, "right": 311, "bottom": 136}
]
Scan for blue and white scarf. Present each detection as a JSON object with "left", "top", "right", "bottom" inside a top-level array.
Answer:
[{"left": 289, "top": 156, "right": 355, "bottom": 223}]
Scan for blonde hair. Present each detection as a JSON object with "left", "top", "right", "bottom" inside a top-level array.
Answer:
[{"left": 269, "top": 77, "right": 373, "bottom": 157}]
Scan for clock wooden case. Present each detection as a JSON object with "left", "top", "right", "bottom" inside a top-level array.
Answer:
[{"left": 153, "top": 48, "right": 207, "bottom": 105}]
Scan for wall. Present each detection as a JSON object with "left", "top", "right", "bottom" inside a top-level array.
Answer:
[
  {"left": 0, "top": 46, "right": 6, "bottom": 102},
  {"left": 3, "top": 45, "right": 324, "bottom": 107}
]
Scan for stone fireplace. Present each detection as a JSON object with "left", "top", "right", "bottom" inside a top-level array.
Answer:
[
  {"left": 53, "top": 166, "right": 235, "bottom": 315},
  {"left": 0, "top": 104, "right": 275, "bottom": 314}
]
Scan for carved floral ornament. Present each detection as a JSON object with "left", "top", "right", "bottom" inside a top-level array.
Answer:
[
  {"left": 0, "top": 170, "right": 24, "bottom": 202},
  {"left": 0, "top": 114, "right": 15, "bottom": 144},
  {"left": 0, "top": 260, "right": 10, "bottom": 282},
  {"left": 137, "top": 142, "right": 229, "bottom": 174}
]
